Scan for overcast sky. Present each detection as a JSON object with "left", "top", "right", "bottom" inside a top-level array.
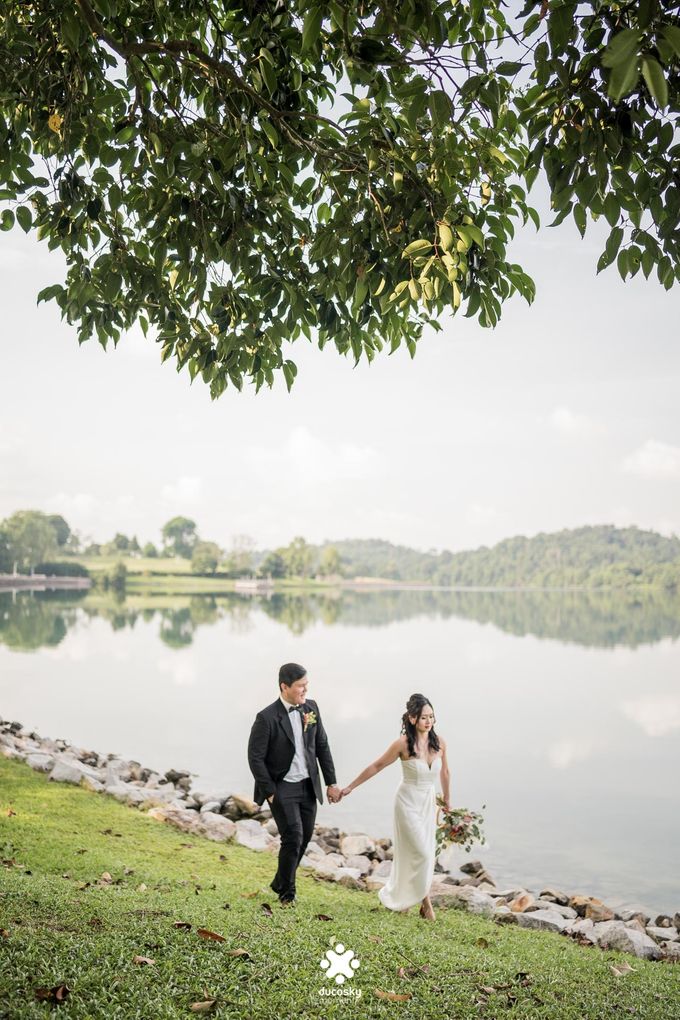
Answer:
[{"left": 1, "top": 185, "right": 679, "bottom": 554}]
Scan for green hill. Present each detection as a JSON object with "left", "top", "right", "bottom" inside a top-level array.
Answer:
[{"left": 324, "top": 526, "right": 680, "bottom": 589}]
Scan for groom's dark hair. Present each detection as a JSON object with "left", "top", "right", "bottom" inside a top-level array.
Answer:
[{"left": 279, "top": 662, "right": 307, "bottom": 689}]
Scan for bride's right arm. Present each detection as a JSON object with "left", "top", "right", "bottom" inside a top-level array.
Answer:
[{"left": 341, "top": 736, "right": 405, "bottom": 796}]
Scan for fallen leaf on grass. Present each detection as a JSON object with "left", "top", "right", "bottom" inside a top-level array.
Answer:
[
  {"left": 190, "top": 1001, "right": 216, "bottom": 1013},
  {"left": 133, "top": 955, "right": 155, "bottom": 966},
  {"left": 374, "top": 989, "right": 412, "bottom": 1002},
  {"left": 315, "top": 914, "right": 333, "bottom": 921},
  {"left": 76, "top": 848, "right": 88, "bottom": 855},
  {"left": 124, "top": 867, "right": 135, "bottom": 876},
  {"left": 99, "top": 872, "right": 113, "bottom": 884},
  {"left": 34, "top": 983, "right": 70, "bottom": 1004},
  {"left": 515, "top": 972, "right": 532, "bottom": 986},
  {"left": 76, "top": 882, "right": 91, "bottom": 891},
  {"left": 137, "top": 883, "right": 147, "bottom": 892},
  {"left": 475, "top": 936, "right": 490, "bottom": 948},
  {"left": 100, "top": 829, "right": 123, "bottom": 838},
  {"left": 6, "top": 808, "right": 16, "bottom": 817},
  {"left": 173, "top": 921, "right": 192, "bottom": 931},
  {"left": 197, "top": 928, "right": 226, "bottom": 943},
  {"left": 61, "top": 873, "right": 71, "bottom": 880},
  {"left": 367, "top": 935, "right": 382, "bottom": 943},
  {"left": 0, "top": 928, "right": 9, "bottom": 938},
  {"left": 397, "top": 964, "right": 430, "bottom": 978},
  {"left": 222, "top": 903, "right": 231, "bottom": 910},
  {"left": 226, "top": 949, "right": 251, "bottom": 960},
  {"left": 479, "top": 985, "right": 498, "bottom": 995},
  {"left": 611, "top": 962, "right": 634, "bottom": 977},
  {"left": 240, "top": 891, "right": 259, "bottom": 899},
  {"left": 260, "top": 903, "right": 273, "bottom": 917},
  {"left": 88, "top": 917, "right": 103, "bottom": 928}
]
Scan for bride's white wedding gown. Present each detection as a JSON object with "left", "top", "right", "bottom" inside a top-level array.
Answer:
[{"left": 378, "top": 755, "right": 441, "bottom": 911}]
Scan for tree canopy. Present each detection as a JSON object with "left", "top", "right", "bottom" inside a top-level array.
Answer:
[{"left": 1, "top": 0, "right": 679, "bottom": 395}]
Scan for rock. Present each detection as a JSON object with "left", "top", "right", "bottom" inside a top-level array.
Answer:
[
  {"left": 646, "top": 926, "right": 679, "bottom": 943},
  {"left": 539, "top": 887, "right": 570, "bottom": 906},
  {"left": 593, "top": 921, "right": 662, "bottom": 960},
  {"left": 489, "top": 887, "right": 523, "bottom": 900},
  {"left": 625, "top": 918, "right": 647, "bottom": 933},
  {"left": 49, "top": 757, "right": 100, "bottom": 786},
  {"left": 372, "top": 860, "right": 393, "bottom": 879},
  {"left": 344, "top": 854, "right": 372, "bottom": 876},
  {"left": 515, "top": 909, "right": 568, "bottom": 933},
  {"left": 459, "top": 859, "right": 484, "bottom": 876},
  {"left": 164, "top": 768, "right": 190, "bottom": 786},
  {"left": 312, "top": 861, "right": 341, "bottom": 881},
  {"left": 570, "top": 895, "right": 610, "bottom": 919},
  {"left": 105, "top": 759, "right": 132, "bottom": 784},
  {"left": 340, "top": 834, "right": 375, "bottom": 857},
  {"left": 564, "top": 918, "right": 598, "bottom": 944},
  {"left": 655, "top": 914, "right": 673, "bottom": 928},
  {"left": 439, "top": 885, "right": 496, "bottom": 917},
  {"left": 194, "top": 813, "right": 237, "bottom": 843},
  {"left": 492, "top": 905, "right": 517, "bottom": 923},
  {"left": 200, "top": 801, "right": 222, "bottom": 815},
  {"left": 532, "top": 901, "right": 577, "bottom": 920},
  {"left": 234, "top": 819, "right": 272, "bottom": 851},
  {"left": 620, "top": 909, "right": 651, "bottom": 926},
  {"left": 366, "top": 876, "right": 388, "bottom": 891},
  {"left": 303, "top": 840, "right": 325, "bottom": 858},
  {"left": 509, "top": 892, "right": 535, "bottom": 913},
  {"left": 585, "top": 901, "right": 615, "bottom": 922},
  {"left": 105, "top": 784, "right": 146, "bottom": 806},
  {"left": 192, "top": 790, "right": 228, "bottom": 808},
  {"left": 230, "top": 793, "right": 260, "bottom": 817},
  {"left": 147, "top": 805, "right": 201, "bottom": 833},
  {"left": 81, "top": 776, "right": 105, "bottom": 793},
  {"left": 324, "top": 853, "right": 346, "bottom": 868},
  {"left": 661, "top": 942, "right": 680, "bottom": 962},
  {"left": 674, "top": 912, "right": 680, "bottom": 930},
  {"left": 334, "top": 868, "right": 363, "bottom": 889},
  {"left": 26, "top": 752, "right": 55, "bottom": 773},
  {"left": 264, "top": 818, "right": 278, "bottom": 836}
]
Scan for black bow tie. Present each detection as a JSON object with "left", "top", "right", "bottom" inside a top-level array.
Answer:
[{"left": 288, "top": 705, "right": 302, "bottom": 714}]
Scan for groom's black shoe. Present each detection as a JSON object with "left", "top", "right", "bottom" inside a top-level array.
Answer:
[{"left": 279, "top": 894, "right": 296, "bottom": 906}]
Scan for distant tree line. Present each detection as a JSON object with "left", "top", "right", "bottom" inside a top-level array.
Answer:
[{"left": 2, "top": 513, "right": 678, "bottom": 590}]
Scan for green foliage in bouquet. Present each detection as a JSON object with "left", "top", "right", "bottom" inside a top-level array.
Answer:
[{"left": 435, "top": 794, "right": 486, "bottom": 854}]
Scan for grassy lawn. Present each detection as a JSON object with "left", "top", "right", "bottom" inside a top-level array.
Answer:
[{"left": 0, "top": 757, "right": 677, "bottom": 1019}]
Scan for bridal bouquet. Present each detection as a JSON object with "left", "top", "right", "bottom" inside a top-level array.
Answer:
[{"left": 435, "top": 796, "right": 486, "bottom": 854}]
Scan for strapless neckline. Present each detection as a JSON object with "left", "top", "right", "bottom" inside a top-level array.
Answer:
[{"left": 403, "top": 755, "right": 441, "bottom": 772}]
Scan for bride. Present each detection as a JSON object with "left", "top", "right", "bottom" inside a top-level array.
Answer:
[{"left": 340, "top": 693, "right": 450, "bottom": 921}]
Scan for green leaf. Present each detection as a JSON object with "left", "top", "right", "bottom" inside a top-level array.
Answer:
[
  {"left": 617, "top": 248, "right": 629, "bottom": 280},
  {"left": 403, "top": 239, "right": 432, "bottom": 257},
  {"left": 260, "top": 118, "right": 279, "bottom": 149},
  {"left": 573, "top": 203, "right": 586, "bottom": 238},
  {"left": 661, "top": 24, "right": 680, "bottom": 60},
  {"left": 607, "top": 55, "right": 639, "bottom": 102},
  {"left": 603, "top": 193, "right": 620, "bottom": 227},
  {"left": 641, "top": 56, "right": 668, "bottom": 108},
  {"left": 602, "top": 29, "right": 640, "bottom": 68},
  {"left": 495, "top": 61, "right": 524, "bottom": 76},
  {"left": 438, "top": 223, "right": 454, "bottom": 251},
  {"left": 0, "top": 209, "right": 14, "bottom": 231},
  {"left": 16, "top": 206, "right": 32, "bottom": 233},
  {"left": 301, "top": 7, "right": 322, "bottom": 52},
  {"left": 429, "top": 90, "right": 452, "bottom": 129},
  {"left": 282, "top": 359, "right": 297, "bottom": 391}
]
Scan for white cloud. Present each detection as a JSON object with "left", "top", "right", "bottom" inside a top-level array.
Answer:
[
  {"left": 620, "top": 695, "right": 680, "bottom": 737},
  {"left": 161, "top": 476, "right": 204, "bottom": 504},
  {"left": 547, "top": 737, "right": 596, "bottom": 769},
  {"left": 622, "top": 440, "right": 680, "bottom": 479},
  {"left": 245, "top": 426, "right": 380, "bottom": 485},
  {"left": 549, "top": 406, "right": 603, "bottom": 438}
]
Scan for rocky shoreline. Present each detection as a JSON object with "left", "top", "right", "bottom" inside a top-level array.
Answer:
[{"left": 1, "top": 717, "right": 678, "bottom": 965}]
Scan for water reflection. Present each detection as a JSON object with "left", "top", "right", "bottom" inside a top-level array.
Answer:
[{"left": 2, "top": 586, "right": 680, "bottom": 652}]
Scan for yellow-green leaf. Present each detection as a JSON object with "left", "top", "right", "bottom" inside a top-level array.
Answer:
[{"left": 641, "top": 56, "right": 668, "bottom": 109}]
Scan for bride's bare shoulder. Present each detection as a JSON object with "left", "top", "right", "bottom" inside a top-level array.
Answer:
[{"left": 395, "top": 733, "right": 410, "bottom": 760}]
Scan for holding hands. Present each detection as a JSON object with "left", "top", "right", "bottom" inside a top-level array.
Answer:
[{"left": 327, "top": 784, "right": 343, "bottom": 804}]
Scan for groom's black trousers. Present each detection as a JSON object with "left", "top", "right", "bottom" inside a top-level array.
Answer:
[{"left": 269, "top": 777, "right": 317, "bottom": 899}]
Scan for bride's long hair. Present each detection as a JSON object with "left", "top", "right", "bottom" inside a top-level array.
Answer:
[{"left": 400, "top": 693, "right": 440, "bottom": 759}]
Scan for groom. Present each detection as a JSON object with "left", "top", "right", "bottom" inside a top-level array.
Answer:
[{"left": 247, "top": 662, "right": 341, "bottom": 905}]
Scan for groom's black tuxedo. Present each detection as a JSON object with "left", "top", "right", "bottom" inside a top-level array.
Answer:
[{"left": 247, "top": 697, "right": 337, "bottom": 806}]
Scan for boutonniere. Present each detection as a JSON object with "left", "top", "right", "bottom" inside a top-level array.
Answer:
[{"left": 303, "top": 710, "right": 317, "bottom": 732}]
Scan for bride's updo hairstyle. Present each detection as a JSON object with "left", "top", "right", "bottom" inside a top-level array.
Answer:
[{"left": 400, "top": 693, "right": 440, "bottom": 759}]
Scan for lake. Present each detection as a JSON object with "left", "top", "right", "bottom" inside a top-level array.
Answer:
[{"left": 1, "top": 586, "right": 679, "bottom": 916}]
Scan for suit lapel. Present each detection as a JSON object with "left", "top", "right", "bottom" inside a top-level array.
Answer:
[{"left": 277, "top": 700, "right": 295, "bottom": 747}]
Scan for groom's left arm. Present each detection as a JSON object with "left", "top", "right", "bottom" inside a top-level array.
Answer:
[{"left": 312, "top": 701, "right": 337, "bottom": 787}]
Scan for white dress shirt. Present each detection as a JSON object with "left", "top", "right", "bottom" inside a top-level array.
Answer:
[{"left": 279, "top": 694, "right": 310, "bottom": 782}]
